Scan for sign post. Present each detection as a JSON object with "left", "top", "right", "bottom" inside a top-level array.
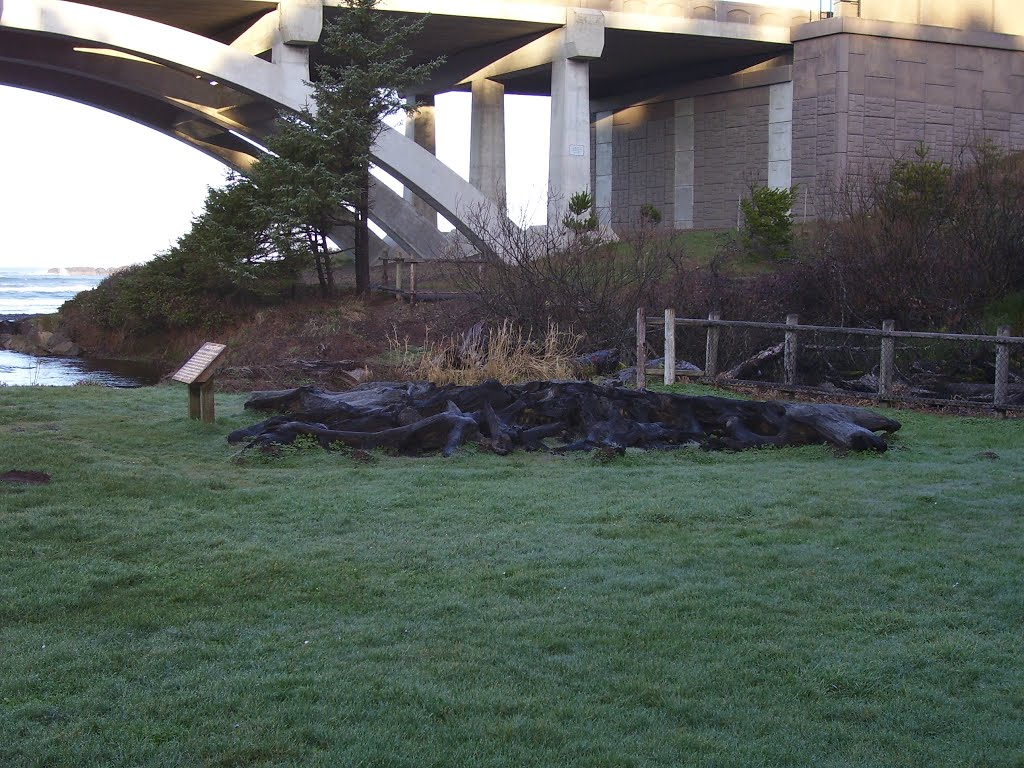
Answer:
[{"left": 172, "top": 342, "right": 228, "bottom": 423}]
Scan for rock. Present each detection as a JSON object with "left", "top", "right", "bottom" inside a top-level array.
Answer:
[
  {"left": 49, "top": 339, "right": 80, "bottom": 356},
  {"left": 4, "top": 335, "right": 33, "bottom": 354}
]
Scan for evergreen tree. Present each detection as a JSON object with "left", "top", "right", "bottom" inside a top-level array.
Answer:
[{"left": 256, "top": 0, "right": 438, "bottom": 295}]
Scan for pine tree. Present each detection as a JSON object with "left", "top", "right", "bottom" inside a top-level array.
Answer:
[{"left": 255, "top": 0, "right": 438, "bottom": 295}]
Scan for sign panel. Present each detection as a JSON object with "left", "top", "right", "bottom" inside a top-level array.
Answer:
[
  {"left": 172, "top": 342, "right": 227, "bottom": 385},
  {"left": 569, "top": 144, "right": 586, "bottom": 157}
]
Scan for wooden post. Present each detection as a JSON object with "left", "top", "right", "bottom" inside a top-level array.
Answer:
[
  {"left": 663, "top": 308, "right": 676, "bottom": 386},
  {"left": 636, "top": 307, "right": 647, "bottom": 390},
  {"left": 784, "top": 314, "right": 799, "bottom": 385},
  {"left": 381, "top": 258, "right": 389, "bottom": 287},
  {"left": 879, "top": 319, "right": 895, "bottom": 399},
  {"left": 409, "top": 261, "right": 418, "bottom": 306},
  {"left": 394, "top": 260, "right": 403, "bottom": 300},
  {"left": 200, "top": 380, "right": 216, "bottom": 423},
  {"left": 994, "top": 325, "right": 1011, "bottom": 409},
  {"left": 705, "top": 311, "right": 721, "bottom": 379},
  {"left": 188, "top": 384, "right": 202, "bottom": 420},
  {"left": 172, "top": 343, "right": 228, "bottom": 423}
]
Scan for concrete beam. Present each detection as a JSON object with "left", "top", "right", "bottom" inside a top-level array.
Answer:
[
  {"left": 278, "top": 0, "right": 323, "bottom": 46},
  {"left": 1, "top": 0, "right": 512, "bottom": 255},
  {"left": 460, "top": 9, "right": 605, "bottom": 84},
  {"left": 469, "top": 78, "right": 507, "bottom": 205},
  {"left": 460, "top": 29, "right": 567, "bottom": 84},
  {"left": 564, "top": 8, "right": 605, "bottom": 60},
  {"left": 231, "top": 10, "right": 279, "bottom": 55},
  {"left": 350, "top": 0, "right": 568, "bottom": 26},
  {"left": 370, "top": 181, "right": 450, "bottom": 259}
]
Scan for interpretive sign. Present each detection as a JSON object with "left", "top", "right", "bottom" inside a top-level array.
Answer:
[
  {"left": 172, "top": 342, "right": 227, "bottom": 384},
  {"left": 172, "top": 342, "right": 227, "bottom": 423}
]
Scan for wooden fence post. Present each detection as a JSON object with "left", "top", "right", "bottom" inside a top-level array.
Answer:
[
  {"left": 394, "top": 260, "right": 403, "bottom": 300},
  {"left": 381, "top": 258, "right": 389, "bottom": 288},
  {"left": 663, "top": 308, "right": 676, "bottom": 386},
  {"left": 784, "top": 314, "right": 799, "bottom": 385},
  {"left": 409, "top": 261, "right": 418, "bottom": 306},
  {"left": 636, "top": 307, "right": 647, "bottom": 390},
  {"left": 879, "top": 319, "right": 895, "bottom": 399},
  {"left": 705, "top": 311, "right": 721, "bottom": 379},
  {"left": 995, "top": 325, "right": 1011, "bottom": 409}
]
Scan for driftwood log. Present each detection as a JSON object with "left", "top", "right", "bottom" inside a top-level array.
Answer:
[{"left": 228, "top": 380, "right": 901, "bottom": 456}]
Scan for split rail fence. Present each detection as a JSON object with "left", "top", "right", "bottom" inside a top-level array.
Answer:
[
  {"left": 636, "top": 308, "right": 1024, "bottom": 411},
  {"left": 376, "top": 257, "right": 483, "bottom": 304}
]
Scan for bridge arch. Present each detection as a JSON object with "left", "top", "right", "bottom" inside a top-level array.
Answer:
[{"left": 0, "top": 0, "right": 504, "bottom": 257}]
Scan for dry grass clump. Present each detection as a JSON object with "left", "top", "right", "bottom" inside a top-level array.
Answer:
[{"left": 397, "top": 321, "right": 582, "bottom": 385}]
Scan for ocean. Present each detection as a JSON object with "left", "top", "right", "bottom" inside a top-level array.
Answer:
[
  {"left": 0, "top": 266, "right": 158, "bottom": 387},
  {"left": 0, "top": 267, "right": 106, "bottom": 317}
]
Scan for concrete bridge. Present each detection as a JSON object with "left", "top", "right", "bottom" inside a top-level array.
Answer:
[{"left": 3, "top": 0, "right": 1024, "bottom": 257}]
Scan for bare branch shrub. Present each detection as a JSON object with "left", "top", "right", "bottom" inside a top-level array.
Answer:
[
  {"left": 445, "top": 201, "right": 683, "bottom": 358},
  {"left": 803, "top": 142, "right": 1024, "bottom": 330}
]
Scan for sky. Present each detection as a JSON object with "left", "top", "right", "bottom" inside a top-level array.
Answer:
[
  {"left": 0, "top": 0, "right": 828, "bottom": 270},
  {"left": 0, "top": 85, "right": 552, "bottom": 269}
]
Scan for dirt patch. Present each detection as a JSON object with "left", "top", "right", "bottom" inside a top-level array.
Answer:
[
  {"left": 1, "top": 470, "right": 51, "bottom": 485},
  {"left": 67, "top": 284, "right": 482, "bottom": 392}
]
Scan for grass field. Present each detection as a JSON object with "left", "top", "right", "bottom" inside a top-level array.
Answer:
[{"left": 1, "top": 384, "right": 1021, "bottom": 767}]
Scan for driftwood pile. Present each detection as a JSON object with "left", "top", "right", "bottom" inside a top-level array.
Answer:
[{"left": 229, "top": 380, "right": 901, "bottom": 456}]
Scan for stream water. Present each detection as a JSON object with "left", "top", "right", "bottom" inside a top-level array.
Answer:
[{"left": 0, "top": 267, "right": 160, "bottom": 387}]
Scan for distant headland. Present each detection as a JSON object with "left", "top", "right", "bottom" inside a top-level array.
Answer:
[{"left": 47, "top": 267, "right": 125, "bottom": 276}]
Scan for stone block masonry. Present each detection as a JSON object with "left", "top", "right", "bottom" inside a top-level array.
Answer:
[
  {"left": 599, "top": 84, "right": 774, "bottom": 231},
  {"left": 692, "top": 86, "right": 770, "bottom": 229},
  {"left": 792, "top": 24, "right": 1024, "bottom": 219}
]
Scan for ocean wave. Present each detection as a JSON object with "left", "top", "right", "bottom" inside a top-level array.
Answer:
[
  {"left": 0, "top": 296, "right": 71, "bottom": 312},
  {"left": 0, "top": 284, "right": 100, "bottom": 293}
]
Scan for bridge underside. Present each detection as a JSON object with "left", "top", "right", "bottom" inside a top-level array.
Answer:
[{"left": 8, "top": 0, "right": 1021, "bottom": 251}]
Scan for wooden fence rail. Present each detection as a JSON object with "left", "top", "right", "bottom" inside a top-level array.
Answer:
[
  {"left": 636, "top": 310, "right": 1024, "bottom": 410},
  {"left": 378, "top": 257, "right": 485, "bottom": 304}
]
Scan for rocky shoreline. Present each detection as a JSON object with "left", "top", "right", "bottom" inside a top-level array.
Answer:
[{"left": 0, "top": 314, "right": 81, "bottom": 357}]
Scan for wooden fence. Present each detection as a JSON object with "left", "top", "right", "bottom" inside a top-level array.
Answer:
[
  {"left": 376, "top": 258, "right": 483, "bottom": 304},
  {"left": 636, "top": 308, "right": 1024, "bottom": 410}
]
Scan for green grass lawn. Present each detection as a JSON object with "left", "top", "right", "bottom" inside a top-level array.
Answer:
[{"left": 1, "top": 384, "right": 1021, "bottom": 767}]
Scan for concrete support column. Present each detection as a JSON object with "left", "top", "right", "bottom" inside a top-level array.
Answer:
[
  {"left": 673, "top": 98, "right": 695, "bottom": 229},
  {"left": 547, "top": 8, "right": 605, "bottom": 226},
  {"left": 548, "top": 56, "right": 593, "bottom": 224},
  {"left": 271, "top": 38, "right": 311, "bottom": 86},
  {"left": 768, "top": 82, "right": 793, "bottom": 190},
  {"left": 404, "top": 95, "right": 438, "bottom": 224},
  {"left": 595, "top": 110, "right": 614, "bottom": 229},
  {"left": 470, "top": 78, "right": 507, "bottom": 207}
]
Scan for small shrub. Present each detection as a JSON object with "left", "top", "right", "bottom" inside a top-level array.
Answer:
[
  {"left": 740, "top": 185, "right": 798, "bottom": 261},
  {"left": 562, "top": 191, "right": 598, "bottom": 235},
  {"left": 639, "top": 203, "right": 663, "bottom": 225}
]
